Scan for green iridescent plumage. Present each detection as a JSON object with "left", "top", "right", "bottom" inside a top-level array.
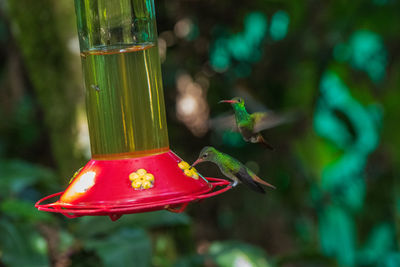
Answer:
[
  {"left": 191, "top": 146, "right": 275, "bottom": 193},
  {"left": 219, "top": 97, "right": 275, "bottom": 149}
]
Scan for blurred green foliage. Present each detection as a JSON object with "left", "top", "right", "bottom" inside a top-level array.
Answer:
[
  {"left": 210, "top": 12, "right": 268, "bottom": 75},
  {"left": 208, "top": 241, "right": 273, "bottom": 267},
  {"left": 1, "top": 0, "right": 400, "bottom": 266}
]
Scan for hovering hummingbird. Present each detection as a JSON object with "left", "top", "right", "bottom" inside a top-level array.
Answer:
[
  {"left": 219, "top": 97, "right": 283, "bottom": 150},
  {"left": 191, "top": 146, "right": 275, "bottom": 194}
]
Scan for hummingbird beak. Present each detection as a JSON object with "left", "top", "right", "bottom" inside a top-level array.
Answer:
[
  {"left": 191, "top": 158, "right": 203, "bottom": 168},
  {"left": 219, "top": 100, "right": 238, "bottom": 104}
]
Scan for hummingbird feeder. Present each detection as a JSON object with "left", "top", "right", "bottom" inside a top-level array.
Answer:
[{"left": 35, "top": 0, "right": 231, "bottom": 221}]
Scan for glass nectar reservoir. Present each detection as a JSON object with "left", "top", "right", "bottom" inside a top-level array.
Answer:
[
  {"left": 75, "top": 0, "right": 169, "bottom": 159},
  {"left": 35, "top": 0, "right": 231, "bottom": 220}
]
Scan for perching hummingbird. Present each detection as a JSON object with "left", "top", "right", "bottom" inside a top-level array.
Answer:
[
  {"left": 191, "top": 146, "right": 275, "bottom": 194},
  {"left": 219, "top": 97, "right": 280, "bottom": 150}
]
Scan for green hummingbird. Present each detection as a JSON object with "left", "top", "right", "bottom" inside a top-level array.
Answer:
[
  {"left": 219, "top": 97, "right": 279, "bottom": 150},
  {"left": 191, "top": 146, "right": 275, "bottom": 194}
]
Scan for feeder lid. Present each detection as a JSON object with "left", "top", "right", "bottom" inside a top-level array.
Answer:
[{"left": 36, "top": 150, "right": 231, "bottom": 220}]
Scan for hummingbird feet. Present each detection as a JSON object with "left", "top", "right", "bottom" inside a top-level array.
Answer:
[{"left": 229, "top": 180, "right": 238, "bottom": 187}]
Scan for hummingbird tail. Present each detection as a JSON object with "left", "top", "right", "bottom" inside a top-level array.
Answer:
[
  {"left": 253, "top": 175, "right": 276, "bottom": 189},
  {"left": 257, "top": 135, "right": 274, "bottom": 150},
  {"left": 235, "top": 167, "right": 265, "bottom": 193}
]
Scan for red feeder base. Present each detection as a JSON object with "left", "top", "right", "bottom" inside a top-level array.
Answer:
[{"left": 35, "top": 150, "right": 231, "bottom": 220}]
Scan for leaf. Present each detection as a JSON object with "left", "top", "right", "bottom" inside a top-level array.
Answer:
[
  {"left": 0, "top": 219, "right": 48, "bottom": 267},
  {"left": 152, "top": 233, "right": 178, "bottom": 267},
  {"left": 208, "top": 240, "right": 272, "bottom": 267},
  {"left": 59, "top": 229, "right": 75, "bottom": 253},
  {"left": 319, "top": 205, "right": 355, "bottom": 266},
  {"left": 0, "top": 199, "right": 54, "bottom": 223},
  {"left": 84, "top": 228, "right": 151, "bottom": 267},
  {"left": 378, "top": 253, "right": 400, "bottom": 267},
  {"left": 357, "top": 223, "right": 395, "bottom": 265},
  {"left": 76, "top": 211, "right": 190, "bottom": 239},
  {"left": 0, "top": 159, "right": 56, "bottom": 197},
  {"left": 175, "top": 254, "right": 205, "bottom": 267}
]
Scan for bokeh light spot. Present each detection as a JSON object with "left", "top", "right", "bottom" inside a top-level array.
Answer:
[
  {"left": 334, "top": 30, "right": 387, "bottom": 83},
  {"left": 269, "top": 10, "right": 290, "bottom": 41},
  {"left": 210, "top": 12, "right": 268, "bottom": 73}
]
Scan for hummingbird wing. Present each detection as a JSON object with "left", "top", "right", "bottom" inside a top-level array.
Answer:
[
  {"left": 209, "top": 113, "right": 239, "bottom": 132},
  {"left": 251, "top": 111, "right": 292, "bottom": 133},
  {"left": 217, "top": 151, "right": 276, "bottom": 193},
  {"left": 235, "top": 166, "right": 266, "bottom": 194}
]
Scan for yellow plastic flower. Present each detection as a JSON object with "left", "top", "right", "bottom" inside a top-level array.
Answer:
[
  {"left": 178, "top": 161, "right": 199, "bottom": 180},
  {"left": 178, "top": 161, "right": 190, "bottom": 169},
  {"left": 129, "top": 169, "right": 155, "bottom": 190}
]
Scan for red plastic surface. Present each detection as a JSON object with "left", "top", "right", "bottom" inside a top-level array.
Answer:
[{"left": 35, "top": 150, "right": 231, "bottom": 220}]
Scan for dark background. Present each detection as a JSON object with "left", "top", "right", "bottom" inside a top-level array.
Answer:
[{"left": 1, "top": 0, "right": 400, "bottom": 266}]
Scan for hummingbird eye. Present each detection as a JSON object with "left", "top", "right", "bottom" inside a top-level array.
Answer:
[{"left": 202, "top": 153, "right": 208, "bottom": 159}]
